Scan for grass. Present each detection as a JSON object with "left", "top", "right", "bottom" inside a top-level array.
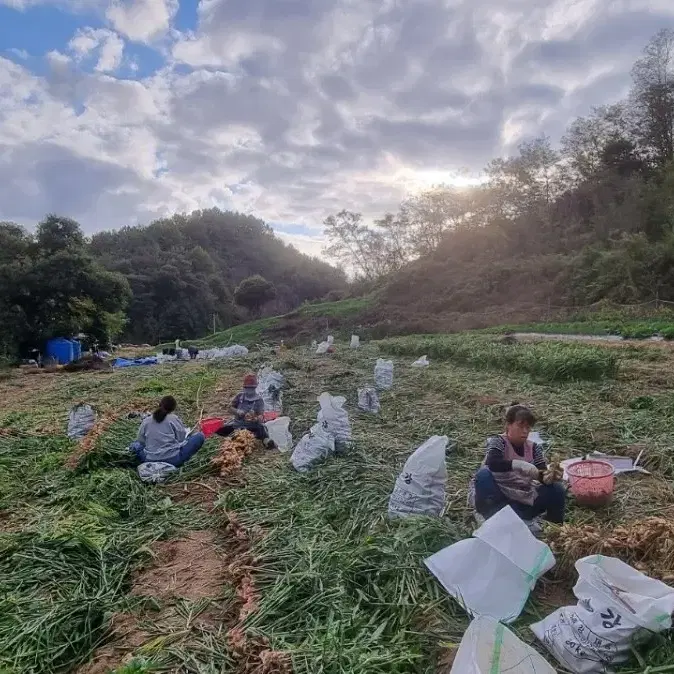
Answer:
[
  {"left": 485, "top": 318, "right": 674, "bottom": 340},
  {"left": 2, "top": 335, "right": 674, "bottom": 672},
  {"left": 378, "top": 334, "right": 620, "bottom": 382},
  {"left": 176, "top": 297, "right": 373, "bottom": 349}
]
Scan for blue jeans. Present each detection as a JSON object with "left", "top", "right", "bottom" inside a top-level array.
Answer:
[
  {"left": 474, "top": 466, "right": 566, "bottom": 524},
  {"left": 130, "top": 432, "right": 206, "bottom": 468}
]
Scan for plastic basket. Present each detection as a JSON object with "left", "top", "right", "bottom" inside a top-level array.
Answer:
[
  {"left": 566, "top": 460, "right": 615, "bottom": 507},
  {"left": 263, "top": 411, "right": 279, "bottom": 422},
  {"left": 200, "top": 417, "right": 224, "bottom": 438}
]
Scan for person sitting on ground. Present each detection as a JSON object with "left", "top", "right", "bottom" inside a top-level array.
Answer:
[
  {"left": 216, "top": 374, "right": 276, "bottom": 449},
  {"left": 472, "top": 405, "right": 566, "bottom": 525},
  {"left": 130, "top": 395, "right": 205, "bottom": 467}
]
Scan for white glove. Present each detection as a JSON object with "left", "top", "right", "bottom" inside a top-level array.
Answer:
[{"left": 512, "top": 460, "right": 540, "bottom": 480}]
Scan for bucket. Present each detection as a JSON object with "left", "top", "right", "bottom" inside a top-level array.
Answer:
[
  {"left": 567, "top": 460, "right": 615, "bottom": 507},
  {"left": 201, "top": 417, "right": 224, "bottom": 438}
]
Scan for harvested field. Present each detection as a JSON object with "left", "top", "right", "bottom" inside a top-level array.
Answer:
[{"left": 2, "top": 335, "right": 674, "bottom": 672}]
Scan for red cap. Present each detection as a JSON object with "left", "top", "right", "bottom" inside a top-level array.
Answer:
[{"left": 243, "top": 374, "right": 258, "bottom": 388}]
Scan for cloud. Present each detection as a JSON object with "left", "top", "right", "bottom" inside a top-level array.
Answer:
[
  {"left": 6, "top": 48, "right": 29, "bottom": 60},
  {"left": 106, "top": 0, "right": 177, "bottom": 43},
  {"left": 68, "top": 28, "right": 124, "bottom": 72},
  {"left": 2, "top": 0, "right": 674, "bottom": 243}
]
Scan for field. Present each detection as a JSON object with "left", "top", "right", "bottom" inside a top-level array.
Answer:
[{"left": 2, "top": 333, "right": 674, "bottom": 673}]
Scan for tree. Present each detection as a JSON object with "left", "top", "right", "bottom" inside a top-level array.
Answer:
[
  {"left": 631, "top": 29, "right": 674, "bottom": 165},
  {"left": 0, "top": 217, "right": 131, "bottom": 356},
  {"left": 234, "top": 275, "right": 277, "bottom": 317}
]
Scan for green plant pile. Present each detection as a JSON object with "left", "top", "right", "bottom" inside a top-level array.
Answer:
[{"left": 378, "top": 335, "right": 619, "bottom": 381}]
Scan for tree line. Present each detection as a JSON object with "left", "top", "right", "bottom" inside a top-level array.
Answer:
[
  {"left": 0, "top": 209, "right": 345, "bottom": 357},
  {"left": 324, "top": 30, "right": 674, "bottom": 314}
]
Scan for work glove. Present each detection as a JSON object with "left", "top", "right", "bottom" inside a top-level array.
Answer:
[
  {"left": 235, "top": 410, "right": 245, "bottom": 419},
  {"left": 511, "top": 459, "right": 541, "bottom": 481}
]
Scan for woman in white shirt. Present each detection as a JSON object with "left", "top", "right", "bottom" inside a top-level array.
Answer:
[{"left": 130, "top": 396, "right": 205, "bottom": 466}]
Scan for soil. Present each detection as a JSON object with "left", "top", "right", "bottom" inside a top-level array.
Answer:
[{"left": 132, "top": 530, "right": 225, "bottom": 601}]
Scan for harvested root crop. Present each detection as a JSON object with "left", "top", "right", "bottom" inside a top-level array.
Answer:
[
  {"left": 542, "top": 455, "right": 564, "bottom": 485},
  {"left": 545, "top": 517, "right": 674, "bottom": 582},
  {"left": 211, "top": 430, "right": 258, "bottom": 478}
]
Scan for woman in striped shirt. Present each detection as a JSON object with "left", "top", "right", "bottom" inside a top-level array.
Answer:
[{"left": 473, "top": 405, "right": 566, "bottom": 524}]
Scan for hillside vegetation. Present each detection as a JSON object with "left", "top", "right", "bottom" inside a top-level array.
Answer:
[{"left": 321, "top": 30, "right": 674, "bottom": 336}]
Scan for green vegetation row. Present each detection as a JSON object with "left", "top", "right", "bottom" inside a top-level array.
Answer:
[
  {"left": 485, "top": 318, "right": 674, "bottom": 340},
  {"left": 378, "top": 335, "right": 620, "bottom": 382}
]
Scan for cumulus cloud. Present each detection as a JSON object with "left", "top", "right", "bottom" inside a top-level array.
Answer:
[
  {"left": 1, "top": 0, "right": 674, "bottom": 256},
  {"left": 68, "top": 28, "right": 124, "bottom": 72},
  {"left": 106, "top": 0, "right": 177, "bottom": 43}
]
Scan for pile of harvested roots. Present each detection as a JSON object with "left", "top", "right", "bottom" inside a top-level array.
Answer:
[
  {"left": 545, "top": 517, "right": 674, "bottom": 582},
  {"left": 211, "top": 430, "right": 258, "bottom": 478}
]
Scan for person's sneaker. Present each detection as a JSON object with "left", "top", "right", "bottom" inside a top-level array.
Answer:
[
  {"left": 524, "top": 518, "right": 543, "bottom": 537},
  {"left": 263, "top": 438, "right": 278, "bottom": 450}
]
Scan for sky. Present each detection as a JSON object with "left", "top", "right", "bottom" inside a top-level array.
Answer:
[{"left": 0, "top": 0, "right": 673, "bottom": 258}]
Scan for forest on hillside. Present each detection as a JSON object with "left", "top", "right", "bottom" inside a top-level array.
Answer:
[
  {"left": 324, "top": 30, "right": 674, "bottom": 328},
  {"left": 0, "top": 210, "right": 344, "bottom": 355}
]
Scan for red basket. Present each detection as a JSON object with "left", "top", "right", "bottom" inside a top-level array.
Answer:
[
  {"left": 566, "top": 460, "right": 615, "bottom": 507},
  {"left": 200, "top": 417, "right": 224, "bottom": 438},
  {"left": 263, "top": 412, "right": 279, "bottom": 422}
]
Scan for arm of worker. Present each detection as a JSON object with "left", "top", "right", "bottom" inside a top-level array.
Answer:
[
  {"left": 170, "top": 416, "right": 187, "bottom": 444},
  {"left": 230, "top": 394, "right": 244, "bottom": 418},
  {"left": 250, "top": 397, "right": 265, "bottom": 422},
  {"left": 136, "top": 418, "right": 148, "bottom": 445}
]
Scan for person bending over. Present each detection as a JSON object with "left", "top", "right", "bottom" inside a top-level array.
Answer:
[
  {"left": 473, "top": 405, "right": 565, "bottom": 524},
  {"left": 216, "top": 374, "right": 276, "bottom": 448},
  {"left": 130, "top": 395, "right": 205, "bottom": 467}
]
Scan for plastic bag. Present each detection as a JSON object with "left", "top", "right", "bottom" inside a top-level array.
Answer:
[
  {"left": 452, "top": 616, "right": 556, "bottom": 673},
  {"left": 67, "top": 404, "right": 96, "bottom": 439},
  {"left": 257, "top": 366, "right": 285, "bottom": 414},
  {"left": 425, "top": 506, "right": 555, "bottom": 623},
  {"left": 197, "top": 345, "right": 248, "bottom": 360},
  {"left": 266, "top": 416, "right": 292, "bottom": 452},
  {"left": 358, "top": 387, "right": 380, "bottom": 414},
  {"left": 350, "top": 335, "right": 360, "bottom": 349},
  {"left": 316, "top": 341, "right": 330, "bottom": 355},
  {"left": 327, "top": 335, "right": 334, "bottom": 345},
  {"left": 388, "top": 436, "right": 448, "bottom": 518},
  {"left": 412, "top": 355, "right": 429, "bottom": 368},
  {"left": 290, "top": 422, "right": 335, "bottom": 472},
  {"left": 137, "top": 461, "right": 178, "bottom": 483},
  {"left": 374, "top": 359, "right": 394, "bottom": 390},
  {"left": 531, "top": 555, "right": 674, "bottom": 673},
  {"left": 317, "top": 392, "right": 352, "bottom": 453}
]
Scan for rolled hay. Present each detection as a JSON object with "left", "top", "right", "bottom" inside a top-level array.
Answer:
[
  {"left": 544, "top": 517, "right": 674, "bottom": 583},
  {"left": 211, "top": 430, "right": 258, "bottom": 478}
]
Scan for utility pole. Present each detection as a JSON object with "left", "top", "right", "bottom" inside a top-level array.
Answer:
[{"left": 213, "top": 313, "right": 216, "bottom": 334}]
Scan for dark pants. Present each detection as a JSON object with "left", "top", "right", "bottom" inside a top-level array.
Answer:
[
  {"left": 474, "top": 466, "right": 566, "bottom": 524},
  {"left": 130, "top": 432, "right": 206, "bottom": 468},
  {"left": 216, "top": 420, "right": 268, "bottom": 441}
]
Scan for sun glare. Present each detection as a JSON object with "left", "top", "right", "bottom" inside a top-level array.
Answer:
[{"left": 398, "top": 168, "right": 487, "bottom": 192}]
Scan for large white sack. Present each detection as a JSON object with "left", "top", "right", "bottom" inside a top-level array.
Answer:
[
  {"left": 67, "top": 403, "right": 96, "bottom": 439},
  {"left": 350, "top": 335, "right": 360, "bottom": 348},
  {"left": 256, "top": 366, "right": 285, "bottom": 414},
  {"left": 411, "top": 355, "right": 430, "bottom": 368},
  {"left": 357, "top": 387, "right": 380, "bottom": 414},
  {"left": 425, "top": 506, "right": 555, "bottom": 623},
  {"left": 531, "top": 555, "right": 674, "bottom": 673},
  {"left": 374, "top": 358, "right": 394, "bottom": 390},
  {"left": 452, "top": 616, "right": 556, "bottom": 674},
  {"left": 137, "top": 461, "right": 177, "bottom": 483},
  {"left": 266, "top": 416, "right": 292, "bottom": 452},
  {"left": 198, "top": 345, "right": 248, "bottom": 360},
  {"left": 317, "top": 392, "right": 352, "bottom": 453},
  {"left": 388, "top": 436, "right": 448, "bottom": 518},
  {"left": 316, "top": 341, "right": 330, "bottom": 354},
  {"left": 290, "top": 423, "right": 336, "bottom": 472}
]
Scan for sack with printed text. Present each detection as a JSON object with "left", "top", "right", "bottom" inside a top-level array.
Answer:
[
  {"left": 67, "top": 404, "right": 96, "bottom": 440},
  {"left": 290, "top": 422, "right": 335, "bottom": 473},
  {"left": 256, "top": 366, "right": 285, "bottom": 414},
  {"left": 531, "top": 555, "right": 674, "bottom": 673},
  {"left": 388, "top": 436, "right": 448, "bottom": 518}
]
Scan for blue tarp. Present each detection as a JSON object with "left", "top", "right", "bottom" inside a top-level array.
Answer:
[{"left": 113, "top": 357, "right": 158, "bottom": 368}]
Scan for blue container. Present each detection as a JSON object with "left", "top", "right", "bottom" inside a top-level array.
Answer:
[
  {"left": 71, "top": 340, "right": 82, "bottom": 361},
  {"left": 45, "top": 338, "right": 74, "bottom": 365}
]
